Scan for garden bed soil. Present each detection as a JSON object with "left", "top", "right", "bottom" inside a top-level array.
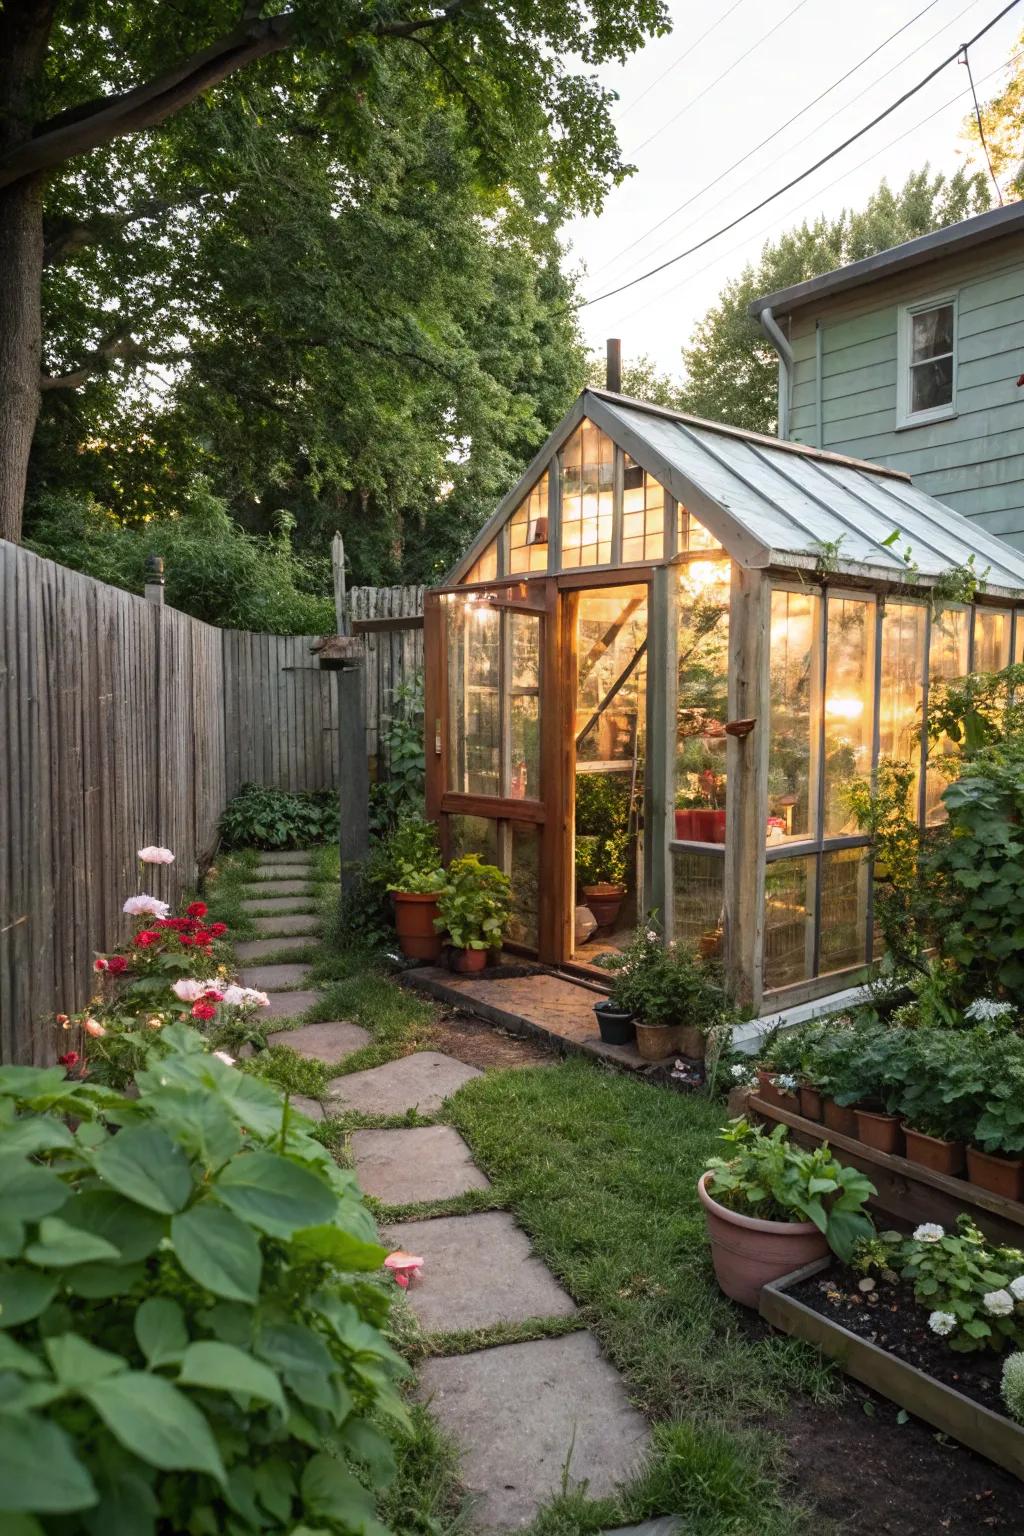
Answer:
[{"left": 425, "top": 1008, "right": 554, "bottom": 1070}]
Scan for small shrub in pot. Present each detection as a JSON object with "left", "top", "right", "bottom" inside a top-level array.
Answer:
[
  {"left": 435, "top": 854, "right": 512, "bottom": 972},
  {"left": 602, "top": 925, "right": 734, "bottom": 1060}
]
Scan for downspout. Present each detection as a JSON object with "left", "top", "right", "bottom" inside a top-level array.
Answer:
[{"left": 758, "top": 305, "right": 793, "bottom": 439}]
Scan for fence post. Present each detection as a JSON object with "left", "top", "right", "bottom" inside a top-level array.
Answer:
[
  {"left": 144, "top": 553, "right": 165, "bottom": 606},
  {"left": 329, "top": 535, "right": 369, "bottom": 904}
]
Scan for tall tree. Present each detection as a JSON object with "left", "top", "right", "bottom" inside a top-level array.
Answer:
[
  {"left": 0, "top": 0, "right": 669, "bottom": 545},
  {"left": 964, "top": 27, "right": 1024, "bottom": 199},
  {"left": 677, "top": 168, "right": 992, "bottom": 433}
]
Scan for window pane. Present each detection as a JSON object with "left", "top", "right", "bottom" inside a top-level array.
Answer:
[
  {"left": 508, "top": 473, "right": 549, "bottom": 575},
  {"left": 824, "top": 595, "right": 874, "bottom": 837},
  {"left": 764, "top": 856, "right": 815, "bottom": 991},
  {"left": 768, "top": 589, "right": 820, "bottom": 843},
  {"left": 447, "top": 601, "right": 500, "bottom": 794},
  {"left": 508, "top": 822, "right": 539, "bottom": 949},
  {"left": 1016, "top": 615, "right": 1024, "bottom": 665},
  {"left": 676, "top": 560, "right": 730, "bottom": 843},
  {"left": 678, "top": 502, "right": 721, "bottom": 552},
  {"left": 974, "top": 609, "right": 1011, "bottom": 674},
  {"left": 448, "top": 814, "right": 499, "bottom": 866},
  {"left": 819, "top": 848, "right": 869, "bottom": 975},
  {"left": 910, "top": 354, "right": 953, "bottom": 413},
  {"left": 911, "top": 304, "right": 954, "bottom": 362},
  {"left": 621, "top": 454, "right": 664, "bottom": 562},
  {"left": 879, "top": 600, "right": 926, "bottom": 815},
  {"left": 925, "top": 606, "right": 969, "bottom": 824},
  {"left": 672, "top": 850, "right": 724, "bottom": 954},
  {"left": 464, "top": 540, "right": 498, "bottom": 584},
  {"left": 509, "top": 612, "right": 541, "bottom": 799},
  {"left": 560, "top": 420, "right": 614, "bottom": 569}
]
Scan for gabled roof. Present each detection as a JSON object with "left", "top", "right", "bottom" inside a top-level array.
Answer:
[
  {"left": 443, "top": 389, "right": 1024, "bottom": 597},
  {"left": 748, "top": 203, "right": 1024, "bottom": 319}
]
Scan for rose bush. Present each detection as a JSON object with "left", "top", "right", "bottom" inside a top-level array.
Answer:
[{"left": 0, "top": 1023, "right": 406, "bottom": 1533}]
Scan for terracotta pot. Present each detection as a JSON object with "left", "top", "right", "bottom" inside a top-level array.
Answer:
[
  {"left": 756, "top": 1069, "right": 797, "bottom": 1111},
  {"left": 967, "top": 1145, "right": 1024, "bottom": 1202},
  {"left": 855, "top": 1108, "right": 904, "bottom": 1155},
  {"left": 391, "top": 890, "right": 443, "bottom": 961},
  {"left": 582, "top": 883, "right": 625, "bottom": 929},
  {"left": 635, "top": 1021, "right": 678, "bottom": 1061},
  {"left": 903, "top": 1126, "right": 966, "bottom": 1178},
  {"left": 822, "top": 1098, "right": 858, "bottom": 1138},
  {"left": 697, "top": 1171, "right": 829, "bottom": 1309},
  {"left": 451, "top": 946, "right": 487, "bottom": 975},
  {"left": 677, "top": 1024, "right": 706, "bottom": 1061},
  {"left": 799, "top": 1084, "right": 824, "bottom": 1123},
  {"left": 593, "top": 1002, "right": 635, "bottom": 1046},
  {"left": 675, "top": 809, "right": 698, "bottom": 840}
]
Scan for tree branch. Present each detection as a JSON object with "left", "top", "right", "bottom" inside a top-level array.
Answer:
[
  {"left": 40, "top": 334, "right": 171, "bottom": 391},
  {"left": 43, "top": 193, "right": 208, "bottom": 266}
]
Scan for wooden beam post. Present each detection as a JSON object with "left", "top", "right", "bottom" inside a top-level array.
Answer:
[
  {"left": 724, "top": 565, "right": 770, "bottom": 1011},
  {"left": 645, "top": 565, "right": 676, "bottom": 935},
  {"left": 330, "top": 533, "right": 368, "bottom": 902}
]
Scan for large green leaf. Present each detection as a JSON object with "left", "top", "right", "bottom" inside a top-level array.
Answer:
[
  {"left": 0, "top": 1217, "right": 25, "bottom": 1260},
  {"left": 291, "top": 1224, "right": 388, "bottom": 1272},
  {"left": 0, "top": 1334, "right": 46, "bottom": 1377},
  {"left": 0, "top": 1268, "right": 58, "bottom": 1328},
  {"left": 256, "top": 1324, "right": 345, "bottom": 1414},
  {"left": 0, "top": 1068, "right": 71, "bottom": 1100},
  {"left": 300, "top": 1452, "right": 377, "bottom": 1526},
  {"left": 0, "top": 1119, "right": 76, "bottom": 1157},
  {"left": 0, "top": 1413, "right": 97, "bottom": 1513},
  {"left": 82, "top": 1474, "right": 158, "bottom": 1536},
  {"left": 62, "top": 1262, "right": 145, "bottom": 1299},
  {"left": 214, "top": 1152, "right": 336, "bottom": 1238},
  {"left": 93, "top": 1126, "right": 193, "bottom": 1214},
  {"left": 59, "top": 1190, "right": 165, "bottom": 1263},
  {"left": 25, "top": 1217, "right": 121, "bottom": 1269},
  {"left": 45, "top": 1333, "right": 127, "bottom": 1389},
  {"left": 83, "top": 1372, "right": 225, "bottom": 1482},
  {"left": 153, "top": 1090, "right": 242, "bottom": 1170},
  {"left": 339, "top": 1417, "right": 397, "bottom": 1485},
  {"left": 0, "top": 1155, "right": 69, "bottom": 1222},
  {"left": 178, "top": 1340, "right": 285, "bottom": 1413},
  {"left": 171, "top": 1204, "right": 262, "bottom": 1302},
  {"left": 136, "top": 1298, "right": 189, "bottom": 1368}
]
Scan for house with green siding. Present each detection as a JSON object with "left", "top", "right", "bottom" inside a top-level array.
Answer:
[{"left": 749, "top": 203, "right": 1024, "bottom": 551}]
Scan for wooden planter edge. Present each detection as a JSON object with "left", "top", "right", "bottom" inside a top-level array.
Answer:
[{"left": 760, "top": 1258, "right": 1024, "bottom": 1481}]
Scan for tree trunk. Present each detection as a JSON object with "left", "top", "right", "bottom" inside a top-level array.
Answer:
[{"left": 0, "top": 179, "right": 44, "bottom": 544}]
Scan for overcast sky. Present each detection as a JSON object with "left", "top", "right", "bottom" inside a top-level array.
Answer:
[{"left": 566, "top": 0, "right": 1023, "bottom": 377}]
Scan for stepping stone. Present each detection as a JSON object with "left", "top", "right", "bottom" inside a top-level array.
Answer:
[
  {"left": 254, "top": 865, "right": 317, "bottom": 882},
  {"left": 417, "top": 1333, "right": 650, "bottom": 1532},
  {"left": 258, "top": 850, "right": 316, "bottom": 865},
  {"left": 238, "top": 962, "right": 313, "bottom": 991},
  {"left": 383, "top": 1211, "right": 576, "bottom": 1333},
  {"left": 234, "top": 936, "right": 312, "bottom": 962},
  {"left": 288, "top": 1094, "right": 326, "bottom": 1121},
  {"left": 328, "top": 1052, "right": 482, "bottom": 1117},
  {"left": 240, "top": 896, "right": 317, "bottom": 914},
  {"left": 260, "top": 990, "right": 321, "bottom": 1020},
  {"left": 245, "top": 880, "right": 315, "bottom": 897},
  {"left": 352, "top": 1126, "right": 490, "bottom": 1205},
  {"left": 267, "top": 1020, "right": 370, "bottom": 1064},
  {"left": 601, "top": 1522, "right": 683, "bottom": 1536},
  {"left": 252, "top": 913, "right": 320, "bottom": 936}
]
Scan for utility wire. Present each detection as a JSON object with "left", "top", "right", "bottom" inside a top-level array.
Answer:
[
  {"left": 960, "top": 41, "right": 1004, "bottom": 200},
  {"left": 582, "top": 0, "right": 1022, "bottom": 308},
  {"left": 615, "top": 0, "right": 752, "bottom": 120},
  {"left": 590, "top": 0, "right": 981, "bottom": 286},
  {"left": 627, "top": 0, "right": 815, "bottom": 155}
]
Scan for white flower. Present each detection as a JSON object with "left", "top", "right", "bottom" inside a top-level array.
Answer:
[
  {"left": 645, "top": 928, "right": 659, "bottom": 942},
  {"left": 731, "top": 1063, "right": 748, "bottom": 1080},
  {"left": 776, "top": 1073, "right": 798, "bottom": 1092},
  {"left": 222, "top": 984, "right": 269, "bottom": 1009},
  {"left": 241, "top": 988, "right": 270, "bottom": 1008},
  {"left": 1009, "top": 1276, "right": 1024, "bottom": 1302},
  {"left": 928, "top": 1311, "right": 956, "bottom": 1337},
  {"left": 913, "top": 1223, "right": 945, "bottom": 1244},
  {"left": 172, "top": 978, "right": 205, "bottom": 1003},
  {"left": 966, "top": 998, "right": 1015, "bottom": 1021},
  {"left": 212, "top": 1050, "right": 236, "bottom": 1066},
  {"left": 985, "top": 1289, "right": 1015, "bottom": 1317},
  {"left": 123, "top": 893, "right": 170, "bottom": 918},
  {"left": 138, "top": 846, "right": 175, "bottom": 865}
]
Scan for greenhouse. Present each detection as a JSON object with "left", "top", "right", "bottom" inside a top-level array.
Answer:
[{"left": 423, "top": 387, "right": 1024, "bottom": 1012}]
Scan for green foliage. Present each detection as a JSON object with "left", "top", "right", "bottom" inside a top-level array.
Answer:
[
  {"left": 219, "top": 784, "right": 338, "bottom": 851},
  {"left": 927, "top": 662, "right": 1024, "bottom": 756},
  {"left": 706, "top": 1120, "right": 875, "bottom": 1262},
  {"left": 435, "top": 855, "right": 511, "bottom": 952},
  {"left": 1002, "top": 1352, "right": 1024, "bottom": 1424},
  {"left": 894, "top": 1029, "right": 992, "bottom": 1142},
  {"left": 0, "top": 1025, "right": 405, "bottom": 1531},
  {"left": 574, "top": 773, "right": 631, "bottom": 889},
  {"left": 973, "top": 1032, "right": 1024, "bottom": 1157},
  {"left": 370, "top": 678, "right": 427, "bottom": 834},
  {"left": 846, "top": 759, "right": 922, "bottom": 965},
  {"left": 604, "top": 925, "right": 736, "bottom": 1035}
]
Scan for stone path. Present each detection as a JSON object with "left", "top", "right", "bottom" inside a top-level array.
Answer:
[{"left": 231, "top": 851, "right": 663, "bottom": 1533}]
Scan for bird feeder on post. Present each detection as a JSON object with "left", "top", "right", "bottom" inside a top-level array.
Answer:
[{"left": 313, "top": 533, "right": 368, "bottom": 907}]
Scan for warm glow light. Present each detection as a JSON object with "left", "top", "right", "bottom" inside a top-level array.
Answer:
[
  {"left": 680, "top": 559, "right": 730, "bottom": 598},
  {"left": 825, "top": 695, "right": 864, "bottom": 720}
]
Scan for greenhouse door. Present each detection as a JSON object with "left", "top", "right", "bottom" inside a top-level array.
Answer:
[{"left": 564, "top": 582, "right": 648, "bottom": 968}]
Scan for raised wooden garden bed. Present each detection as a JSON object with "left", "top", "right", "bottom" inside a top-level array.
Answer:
[
  {"left": 761, "top": 1258, "right": 1024, "bottom": 1481},
  {"left": 749, "top": 1094, "right": 1024, "bottom": 1248}
]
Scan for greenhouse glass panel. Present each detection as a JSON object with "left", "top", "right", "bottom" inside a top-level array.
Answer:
[
  {"left": 509, "top": 612, "right": 542, "bottom": 800},
  {"left": 675, "top": 559, "right": 730, "bottom": 843},
  {"left": 447, "top": 602, "right": 500, "bottom": 795},
  {"left": 823, "top": 595, "right": 875, "bottom": 837},
  {"left": 672, "top": 850, "right": 724, "bottom": 954},
  {"left": 560, "top": 420, "right": 614, "bottom": 568},
  {"left": 763, "top": 856, "right": 815, "bottom": 991},
  {"left": 925, "top": 605, "right": 969, "bottom": 824},
  {"left": 678, "top": 502, "right": 722, "bottom": 552},
  {"left": 819, "top": 848, "right": 870, "bottom": 975},
  {"left": 879, "top": 601, "right": 926, "bottom": 810},
  {"left": 463, "top": 539, "right": 498, "bottom": 584},
  {"left": 448, "top": 814, "right": 499, "bottom": 867},
  {"left": 508, "top": 474, "right": 549, "bottom": 575},
  {"left": 509, "top": 823, "right": 540, "bottom": 948},
  {"left": 622, "top": 454, "right": 665, "bottom": 563},
  {"left": 974, "top": 608, "right": 1011, "bottom": 674},
  {"left": 768, "top": 589, "right": 820, "bottom": 844}
]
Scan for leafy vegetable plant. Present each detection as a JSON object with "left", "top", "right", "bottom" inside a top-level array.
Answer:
[
  {"left": 435, "top": 854, "right": 511, "bottom": 951},
  {"left": 219, "top": 783, "right": 339, "bottom": 850},
  {"left": 705, "top": 1119, "right": 876, "bottom": 1262},
  {"left": 0, "top": 1025, "right": 405, "bottom": 1532}
]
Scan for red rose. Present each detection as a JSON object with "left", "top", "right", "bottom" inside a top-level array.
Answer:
[
  {"left": 106, "top": 955, "right": 128, "bottom": 975},
  {"left": 187, "top": 901, "right": 207, "bottom": 918},
  {"left": 191, "top": 1001, "right": 216, "bottom": 1021},
  {"left": 58, "top": 1051, "right": 80, "bottom": 1067},
  {"left": 134, "top": 930, "right": 158, "bottom": 948},
  {"left": 94, "top": 958, "right": 108, "bottom": 972},
  {"left": 209, "top": 922, "right": 227, "bottom": 937},
  {"left": 203, "top": 989, "right": 225, "bottom": 1002},
  {"left": 193, "top": 930, "right": 212, "bottom": 945},
  {"left": 179, "top": 934, "right": 195, "bottom": 946}
]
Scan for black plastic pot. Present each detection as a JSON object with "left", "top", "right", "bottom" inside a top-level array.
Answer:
[{"left": 593, "top": 1000, "right": 636, "bottom": 1045}]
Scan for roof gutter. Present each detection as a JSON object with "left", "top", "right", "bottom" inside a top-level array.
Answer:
[{"left": 759, "top": 306, "right": 793, "bottom": 439}]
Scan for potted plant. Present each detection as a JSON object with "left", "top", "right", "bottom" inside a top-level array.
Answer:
[
  {"left": 575, "top": 774, "right": 631, "bottom": 929},
  {"left": 969, "top": 1042, "right": 1024, "bottom": 1200},
  {"left": 604, "top": 925, "right": 732, "bottom": 1060},
  {"left": 897, "top": 1031, "right": 986, "bottom": 1178},
  {"left": 384, "top": 815, "right": 446, "bottom": 961},
  {"left": 830, "top": 1025, "right": 910, "bottom": 1154},
  {"left": 699, "top": 1119, "right": 875, "bottom": 1307},
  {"left": 435, "top": 854, "right": 512, "bottom": 974}
]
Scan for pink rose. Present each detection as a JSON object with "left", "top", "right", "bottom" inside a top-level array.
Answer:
[
  {"left": 83, "top": 1017, "right": 106, "bottom": 1038},
  {"left": 172, "top": 978, "right": 205, "bottom": 1002},
  {"left": 138, "top": 846, "right": 175, "bottom": 865}
]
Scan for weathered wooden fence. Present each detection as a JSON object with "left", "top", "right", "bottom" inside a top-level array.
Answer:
[{"left": 1, "top": 543, "right": 426, "bottom": 1063}]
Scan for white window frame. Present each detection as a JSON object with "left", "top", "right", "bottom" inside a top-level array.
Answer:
[{"left": 896, "top": 291, "right": 958, "bottom": 429}]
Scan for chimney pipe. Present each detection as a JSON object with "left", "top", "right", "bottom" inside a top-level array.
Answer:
[{"left": 605, "top": 337, "right": 622, "bottom": 394}]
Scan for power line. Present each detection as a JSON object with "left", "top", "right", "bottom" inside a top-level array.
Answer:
[
  {"left": 615, "top": 0, "right": 753, "bottom": 120},
  {"left": 960, "top": 41, "right": 1004, "bottom": 201},
  {"left": 582, "top": 0, "right": 1022, "bottom": 309},
  {"left": 627, "top": 0, "right": 815, "bottom": 156},
  {"left": 590, "top": 0, "right": 980, "bottom": 286}
]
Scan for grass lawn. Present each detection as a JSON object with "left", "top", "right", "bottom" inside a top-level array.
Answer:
[{"left": 204, "top": 848, "right": 834, "bottom": 1536}]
